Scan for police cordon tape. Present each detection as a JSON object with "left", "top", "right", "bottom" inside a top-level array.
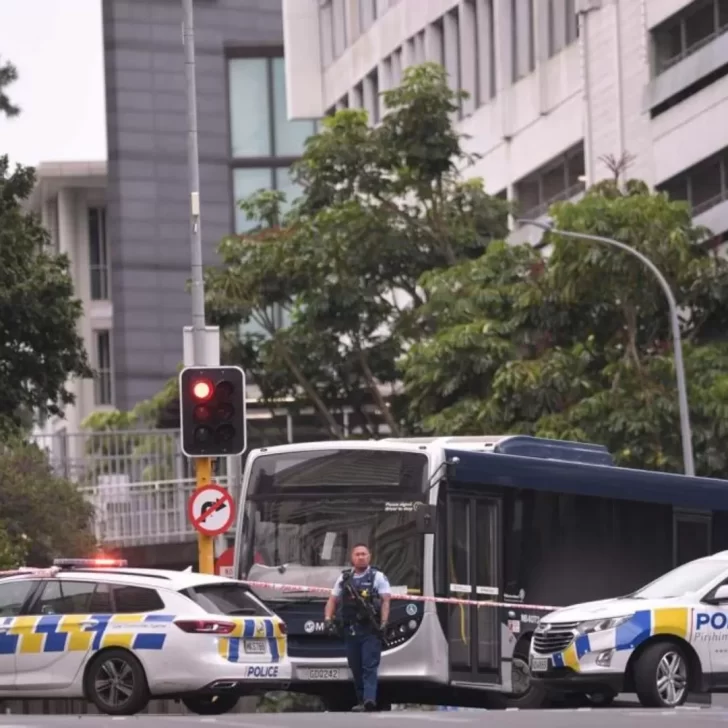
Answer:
[
  {"left": 239, "top": 578, "right": 559, "bottom": 612},
  {"left": 0, "top": 567, "right": 559, "bottom": 612},
  {"left": 0, "top": 567, "right": 60, "bottom": 577}
]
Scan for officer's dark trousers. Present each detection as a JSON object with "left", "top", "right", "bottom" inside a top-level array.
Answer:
[{"left": 344, "top": 626, "right": 382, "bottom": 704}]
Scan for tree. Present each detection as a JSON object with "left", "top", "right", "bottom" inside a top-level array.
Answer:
[
  {"left": 0, "top": 156, "right": 92, "bottom": 436},
  {"left": 0, "top": 56, "right": 20, "bottom": 118},
  {"left": 0, "top": 438, "right": 96, "bottom": 567},
  {"left": 401, "top": 174, "right": 728, "bottom": 476},
  {"left": 205, "top": 63, "right": 510, "bottom": 437}
]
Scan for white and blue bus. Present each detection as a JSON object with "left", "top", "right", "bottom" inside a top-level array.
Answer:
[{"left": 231, "top": 435, "right": 728, "bottom": 710}]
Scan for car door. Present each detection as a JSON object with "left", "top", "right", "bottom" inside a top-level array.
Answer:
[
  {"left": 14, "top": 579, "right": 114, "bottom": 689},
  {"left": 0, "top": 579, "right": 42, "bottom": 688}
]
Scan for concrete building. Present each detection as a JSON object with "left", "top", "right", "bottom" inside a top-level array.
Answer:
[
  {"left": 102, "top": 0, "right": 315, "bottom": 411},
  {"left": 28, "top": 161, "right": 111, "bottom": 444},
  {"left": 281, "top": 0, "right": 728, "bottom": 246}
]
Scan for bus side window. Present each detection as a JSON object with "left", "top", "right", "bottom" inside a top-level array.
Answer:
[{"left": 673, "top": 509, "right": 711, "bottom": 567}]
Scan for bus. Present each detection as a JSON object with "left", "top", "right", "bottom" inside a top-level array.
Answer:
[{"left": 231, "top": 435, "right": 728, "bottom": 711}]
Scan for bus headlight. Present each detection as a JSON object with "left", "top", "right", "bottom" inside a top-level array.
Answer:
[{"left": 576, "top": 615, "right": 633, "bottom": 635}]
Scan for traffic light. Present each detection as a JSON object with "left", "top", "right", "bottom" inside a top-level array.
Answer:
[{"left": 179, "top": 366, "right": 247, "bottom": 457}]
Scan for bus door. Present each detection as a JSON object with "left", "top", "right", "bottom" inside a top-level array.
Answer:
[{"left": 446, "top": 493, "right": 502, "bottom": 686}]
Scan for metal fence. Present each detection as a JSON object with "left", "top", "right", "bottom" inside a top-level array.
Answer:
[{"left": 30, "top": 429, "right": 233, "bottom": 548}]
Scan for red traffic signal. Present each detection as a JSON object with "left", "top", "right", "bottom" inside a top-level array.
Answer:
[
  {"left": 179, "top": 366, "right": 247, "bottom": 457},
  {"left": 191, "top": 378, "right": 213, "bottom": 401}
]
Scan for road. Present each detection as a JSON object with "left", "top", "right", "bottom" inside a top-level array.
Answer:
[{"left": 2, "top": 708, "right": 728, "bottom": 727}]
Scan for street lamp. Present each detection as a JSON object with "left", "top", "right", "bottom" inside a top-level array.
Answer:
[{"left": 517, "top": 218, "right": 695, "bottom": 477}]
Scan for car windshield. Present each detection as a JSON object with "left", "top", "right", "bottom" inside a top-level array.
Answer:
[{"left": 629, "top": 560, "right": 728, "bottom": 599}]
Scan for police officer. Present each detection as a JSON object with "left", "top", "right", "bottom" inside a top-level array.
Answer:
[{"left": 324, "top": 543, "right": 391, "bottom": 712}]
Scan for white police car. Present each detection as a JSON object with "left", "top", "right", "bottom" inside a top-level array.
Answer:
[
  {"left": 0, "top": 559, "right": 291, "bottom": 715},
  {"left": 528, "top": 551, "right": 728, "bottom": 708}
]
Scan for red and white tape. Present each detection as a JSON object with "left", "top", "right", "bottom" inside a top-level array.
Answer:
[
  {"left": 0, "top": 568, "right": 558, "bottom": 613},
  {"left": 239, "top": 578, "right": 559, "bottom": 612}
]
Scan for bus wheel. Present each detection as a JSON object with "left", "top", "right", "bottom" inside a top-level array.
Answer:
[
  {"left": 490, "top": 643, "right": 549, "bottom": 709},
  {"left": 586, "top": 689, "right": 617, "bottom": 707},
  {"left": 322, "top": 693, "right": 358, "bottom": 712},
  {"left": 634, "top": 642, "right": 689, "bottom": 708}
]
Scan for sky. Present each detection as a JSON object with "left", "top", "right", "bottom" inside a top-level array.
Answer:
[{"left": 0, "top": 0, "right": 107, "bottom": 168}]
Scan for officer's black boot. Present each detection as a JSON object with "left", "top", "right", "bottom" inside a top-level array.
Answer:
[{"left": 363, "top": 699, "right": 377, "bottom": 711}]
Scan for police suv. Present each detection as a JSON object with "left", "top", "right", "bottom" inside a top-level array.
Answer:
[
  {"left": 529, "top": 551, "right": 728, "bottom": 708},
  {"left": 0, "top": 559, "right": 291, "bottom": 715}
]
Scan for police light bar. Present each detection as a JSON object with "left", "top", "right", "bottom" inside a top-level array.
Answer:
[{"left": 52, "top": 558, "right": 128, "bottom": 568}]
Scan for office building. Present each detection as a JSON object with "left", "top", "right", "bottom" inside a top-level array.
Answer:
[
  {"left": 102, "top": 0, "right": 314, "bottom": 411},
  {"left": 282, "top": 0, "right": 728, "bottom": 246}
]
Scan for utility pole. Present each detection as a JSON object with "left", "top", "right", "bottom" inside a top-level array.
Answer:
[{"left": 182, "top": 0, "right": 214, "bottom": 574}]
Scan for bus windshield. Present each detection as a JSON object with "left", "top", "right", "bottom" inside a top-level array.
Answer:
[{"left": 239, "top": 448, "right": 428, "bottom": 603}]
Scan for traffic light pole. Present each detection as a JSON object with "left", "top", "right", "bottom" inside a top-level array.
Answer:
[
  {"left": 195, "top": 456, "right": 215, "bottom": 574},
  {"left": 183, "top": 0, "right": 215, "bottom": 574}
]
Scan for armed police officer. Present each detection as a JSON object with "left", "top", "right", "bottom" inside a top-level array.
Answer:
[{"left": 324, "top": 543, "right": 391, "bottom": 712}]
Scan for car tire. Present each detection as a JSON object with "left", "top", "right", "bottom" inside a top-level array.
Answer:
[
  {"left": 634, "top": 642, "right": 689, "bottom": 708},
  {"left": 84, "top": 648, "right": 150, "bottom": 716},
  {"left": 182, "top": 694, "right": 240, "bottom": 715}
]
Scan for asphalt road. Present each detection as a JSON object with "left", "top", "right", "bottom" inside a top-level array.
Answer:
[{"left": 1, "top": 708, "right": 728, "bottom": 728}]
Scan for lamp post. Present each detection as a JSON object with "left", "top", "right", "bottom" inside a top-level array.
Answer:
[{"left": 517, "top": 218, "right": 695, "bottom": 477}]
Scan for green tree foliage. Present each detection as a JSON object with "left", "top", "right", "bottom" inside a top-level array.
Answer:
[
  {"left": 205, "top": 63, "right": 510, "bottom": 438},
  {"left": 0, "top": 56, "right": 20, "bottom": 118},
  {"left": 402, "top": 177, "right": 728, "bottom": 475},
  {"left": 0, "top": 439, "right": 96, "bottom": 567},
  {"left": 0, "top": 156, "right": 92, "bottom": 436},
  {"left": 79, "top": 373, "right": 182, "bottom": 483}
]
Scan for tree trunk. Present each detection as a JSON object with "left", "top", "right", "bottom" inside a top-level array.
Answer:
[
  {"left": 357, "top": 349, "right": 402, "bottom": 437},
  {"left": 275, "top": 341, "right": 343, "bottom": 438}
]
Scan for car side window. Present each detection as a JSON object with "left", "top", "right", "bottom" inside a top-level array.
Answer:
[
  {"left": 112, "top": 585, "right": 165, "bottom": 613},
  {"left": 30, "top": 581, "right": 102, "bottom": 616},
  {"left": 0, "top": 580, "right": 40, "bottom": 617}
]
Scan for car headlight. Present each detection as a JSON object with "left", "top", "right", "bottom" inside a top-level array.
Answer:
[{"left": 576, "top": 615, "right": 633, "bottom": 635}]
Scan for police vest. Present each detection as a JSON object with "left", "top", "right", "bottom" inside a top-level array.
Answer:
[{"left": 339, "top": 567, "right": 381, "bottom": 625}]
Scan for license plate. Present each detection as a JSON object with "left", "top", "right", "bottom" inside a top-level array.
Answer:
[
  {"left": 530, "top": 657, "right": 549, "bottom": 673},
  {"left": 300, "top": 668, "right": 344, "bottom": 680},
  {"left": 243, "top": 640, "right": 266, "bottom": 654}
]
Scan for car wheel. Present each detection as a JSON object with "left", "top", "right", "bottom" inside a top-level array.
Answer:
[
  {"left": 634, "top": 642, "right": 689, "bottom": 708},
  {"left": 84, "top": 648, "right": 150, "bottom": 716},
  {"left": 182, "top": 694, "right": 240, "bottom": 715}
]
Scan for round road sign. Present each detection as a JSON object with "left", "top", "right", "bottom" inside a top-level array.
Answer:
[{"left": 187, "top": 483, "right": 236, "bottom": 537}]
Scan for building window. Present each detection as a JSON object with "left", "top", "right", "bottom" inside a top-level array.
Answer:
[
  {"left": 658, "top": 146, "right": 728, "bottom": 217},
  {"left": 94, "top": 330, "right": 112, "bottom": 406},
  {"left": 515, "top": 145, "right": 586, "bottom": 221},
  {"left": 548, "top": 0, "right": 578, "bottom": 58},
  {"left": 227, "top": 54, "right": 316, "bottom": 233},
  {"left": 652, "top": 0, "right": 728, "bottom": 75},
  {"left": 512, "top": 0, "right": 536, "bottom": 81},
  {"left": 88, "top": 207, "right": 108, "bottom": 301},
  {"left": 360, "top": 0, "right": 377, "bottom": 34}
]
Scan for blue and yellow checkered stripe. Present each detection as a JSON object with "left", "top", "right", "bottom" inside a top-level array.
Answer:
[
  {"left": 551, "top": 608, "right": 690, "bottom": 673},
  {"left": 0, "top": 613, "right": 175, "bottom": 655},
  {"left": 218, "top": 617, "right": 286, "bottom": 664}
]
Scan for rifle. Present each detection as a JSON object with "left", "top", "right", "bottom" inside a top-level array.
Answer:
[{"left": 341, "top": 571, "right": 389, "bottom": 646}]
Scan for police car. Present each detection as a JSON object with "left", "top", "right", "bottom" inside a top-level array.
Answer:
[
  {"left": 0, "top": 559, "right": 291, "bottom": 715},
  {"left": 528, "top": 551, "right": 728, "bottom": 708}
]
